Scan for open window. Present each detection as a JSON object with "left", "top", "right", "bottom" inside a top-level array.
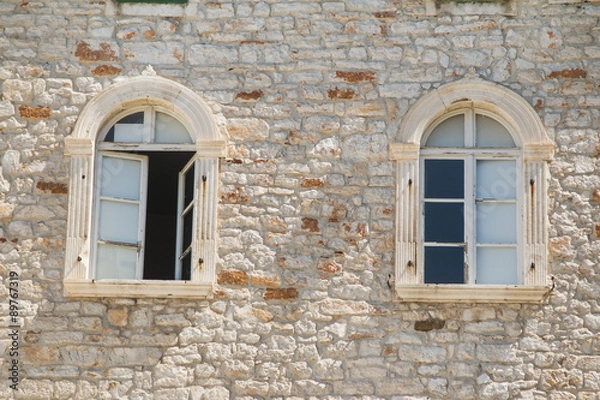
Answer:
[
  {"left": 63, "top": 76, "right": 226, "bottom": 298},
  {"left": 390, "top": 78, "right": 554, "bottom": 303},
  {"left": 93, "top": 108, "right": 199, "bottom": 282}
]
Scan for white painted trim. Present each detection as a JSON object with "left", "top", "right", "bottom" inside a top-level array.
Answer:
[{"left": 64, "top": 280, "right": 213, "bottom": 299}]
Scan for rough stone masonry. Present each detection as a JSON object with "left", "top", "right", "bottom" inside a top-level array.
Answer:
[{"left": 1, "top": 0, "right": 600, "bottom": 399}]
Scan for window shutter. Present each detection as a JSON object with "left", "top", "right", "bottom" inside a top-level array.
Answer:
[{"left": 176, "top": 157, "right": 196, "bottom": 280}]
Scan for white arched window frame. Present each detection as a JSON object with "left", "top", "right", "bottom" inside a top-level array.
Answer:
[
  {"left": 390, "top": 78, "right": 554, "bottom": 303},
  {"left": 63, "top": 76, "right": 226, "bottom": 298}
]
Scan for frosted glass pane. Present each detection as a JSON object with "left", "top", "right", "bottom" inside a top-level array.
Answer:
[
  {"left": 476, "top": 247, "right": 517, "bottom": 285},
  {"left": 98, "top": 200, "right": 139, "bottom": 244},
  {"left": 155, "top": 112, "right": 192, "bottom": 144},
  {"left": 477, "top": 203, "right": 516, "bottom": 244},
  {"left": 100, "top": 156, "right": 142, "bottom": 201},
  {"left": 114, "top": 123, "right": 144, "bottom": 142},
  {"left": 476, "top": 114, "right": 516, "bottom": 148},
  {"left": 425, "top": 115, "right": 464, "bottom": 147},
  {"left": 96, "top": 243, "right": 137, "bottom": 279},
  {"left": 476, "top": 160, "right": 516, "bottom": 200}
]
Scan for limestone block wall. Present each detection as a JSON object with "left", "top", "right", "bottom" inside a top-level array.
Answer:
[{"left": 0, "top": 0, "right": 600, "bottom": 398}]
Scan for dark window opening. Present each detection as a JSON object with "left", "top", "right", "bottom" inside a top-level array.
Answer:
[{"left": 140, "top": 151, "right": 194, "bottom": 280}]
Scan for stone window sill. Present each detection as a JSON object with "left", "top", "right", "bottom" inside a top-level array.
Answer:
[
  {"left": 395, "top": 284, "right": 550, "bottom": 303},
  {"left": 64, "top": 280, "right": 212, "bottom": 298}
]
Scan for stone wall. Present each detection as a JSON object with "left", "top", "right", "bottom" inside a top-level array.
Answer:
[{"left": 1, "top": 0, "right": 600, "bottom": 398}]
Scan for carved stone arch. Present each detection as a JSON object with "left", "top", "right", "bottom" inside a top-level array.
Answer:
[
  {"left": 392, "top": 78, "right": 554, "bottom": 160},
  {"left": 66, "top": 75, "right": 226, "bottom": 156}
]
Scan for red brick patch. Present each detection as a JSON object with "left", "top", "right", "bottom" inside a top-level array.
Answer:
[
  {"left": 75, "top": 41, "right": 118, "bottom": 62},
  {"left": 300, "top": 178, "right": 324, "bottom": 189},
  {"left": 301, "top": 218, "right": 319, "bottom": 233},
  {"left": 264, "top": 288, "right": 298, "bottom": 301},
  {"left": 547, "top": 68, "right": 587, "bottom": 79},
  {"left": 36, "top": 181, "right": 67, "bottom": 194},
  {"left": 91, "top": 65, "right": 123, "bottom": 77},
  {"left": 335, "top": 71, "right": 376, "bottom": 83},
  {"left": 327, "top": 87, "right": 357, "bottom": 100},
  {"left": 217, "top": 270, "right": 248, "bottom": 286},
  {"left": 235, "top": 90, "right": 263, "bottom": 101},
  {"left": 19, "top": 106, "right": 51, "bottom": 119}
]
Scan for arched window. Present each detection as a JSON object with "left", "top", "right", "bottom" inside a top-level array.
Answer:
[
  {"left": 390, "top": 78, "right": 554, "bottom": 303},
  {"left": 63, "top": 75, "right": 226, "bottom": 298}
]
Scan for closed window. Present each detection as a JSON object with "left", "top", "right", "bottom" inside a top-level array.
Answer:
[
  {"left": 390, "top": 79, "right": 554, "bottom": 303},
  {"left": 422, "top": 111, "right": 520, "bottom": 285}
]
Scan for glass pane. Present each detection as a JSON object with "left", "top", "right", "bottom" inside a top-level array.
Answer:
[
  {"left": 101, "top": 156, "right": 142, "bottom": 201},
  {"left": 476, "top": 247, "right": 517, "bottom": 284},
  {"left": 96, "top": 243, "right": 137, "bottom": 279},
  {"left": 425, "top": 115, "right": 464, "bottom": 147},
  {"left": 104, "top": 112, "right": 144, "bottom": 142},
  {"left": 114, "top": 123, "right": 144, "bottom": 143},
  {"left": 155, "top": 112, "right": 193, "bottom": 144},
  {"left": 425, "top": 246, "right": 464, "bottom": 284},
  {"left": 476, "top": 160, "right": 517, "bottom": 200},
  {"left": 424, "top": 202, "right": 464, "bottom": 243},
  {"left": 98, "top": 200, "right": 139, "bottom": 244},
  {"left": 476, "top": 114, "right": 516, "bottom": 148},
  {"left": 477, "top": 203, "right": 517, "bottom": 244},
  {"left": 424, "top": 160, "right": 464, "bottom": 199}
]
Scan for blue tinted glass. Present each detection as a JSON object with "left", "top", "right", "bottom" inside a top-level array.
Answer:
[
  {"left": 424, "top": 202, "right": 464, "bottom": 243},
  {"left": 425, "top": 160, "right": 464, "bottom": 199},
  {"left": 424, "top": 246, "right": 464, "bottom": 284}
]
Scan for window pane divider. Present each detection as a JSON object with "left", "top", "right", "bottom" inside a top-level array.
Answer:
[
  {"left": 476, "top": 243, "right": 517, "bottom": 247},
  {"left": 424, "top": 242, "right": 465, "bottom": 247},
  {"left": 181, "top": 201, "right": 194, "bottom": 217},
  {"left": 98, "top": 143, "right": 197, "bottom": 152},
  {"left": 421, "top": 149, "right": 520, "bottom": 156},
  {"left": 97, "top": 239, "right": 140, "bottom": 249},
  {"left": 465, "top": 155, "right": 476, "bottom": 285},
  {"left": 99, "top": 196, "right": 140, "bottom": 205},
  {"left": 423, "top": 198, "right": 464, "bottom": 203},
  {"left": 178, "top": 245, "right": 192, "bottom": 261},
  {"left": 476, "top": 199, "right": 516, "bottom": 203}
]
